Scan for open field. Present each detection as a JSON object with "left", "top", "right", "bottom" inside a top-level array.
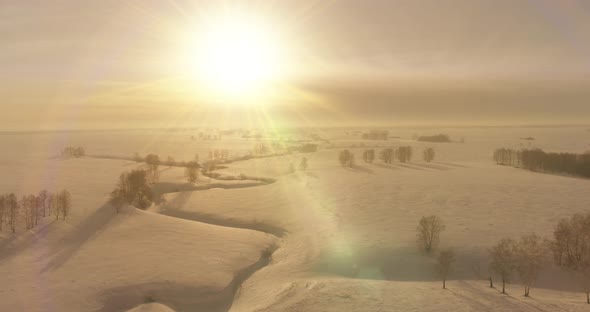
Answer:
[{"left": 1, "top": 126, "right": 590, "bottom": 311}]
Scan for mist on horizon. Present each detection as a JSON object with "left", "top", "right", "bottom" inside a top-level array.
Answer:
[{"left": 2, "top": 0, "right": 590, "bottom": 130}]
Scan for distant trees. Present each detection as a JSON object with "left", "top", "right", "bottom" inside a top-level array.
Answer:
[
  {"left": 209, "top": 149, "right": 230, "bottom": 160},
  {"left": 166, "top": 156, "right": 175, "bottom": 168},
  {"left": 61, "top": 146, "right": 85, "bottom": 158},
  {"left": 362, "top": 130, "right": 389, "bottom": 140},
  {"left": 423, "top": 148, "right": 435, "bottom": 162},
  {"left": 299, "top": 157, "right": 308, "bottom": 171},
  {"left": 493, "top": 148, "right": 521, "bottom": 166},
  {"left": 438, "top": 249, "right": 456, "bottom": 289},
  {"left": 397, "top": 146, "right": 413, "bottom": 163},
  {"left": 253, "top": 143, "right": 270, "bottom": 156},
  {"left": 185, "top": 161, "right": 200, "bottom": 183},
  {"left": 0, "top": 195, "right": 5, "bottom": 231},
  {"left": 416, "top": 215, "right": 445, "bottom": 253},
  {"left": 110, "top": 169, "right": 153, "bottom": 211},
  {"left": 38, "top": 190, "right": 48, "bottom": 217},
  {"left": 363, "top": 149, "right": 375, "bottom": 163},
  {"left": 339, "top": 150, "right": 355, "bottom": 167},
  {"left": 133, "top": 152, "right": 143, "bottom": 163},
  {"left": 417, "top": 134, "right": 451, "bottom": 143},
  {"left": 493, "top": 148, "right": 590, "bottom": 178},
  {"left": 145, "top": 154, "right": 160, "bottom": 182},
  {"left": 380, "top": 148, "right": 394, "bottom": 164}
]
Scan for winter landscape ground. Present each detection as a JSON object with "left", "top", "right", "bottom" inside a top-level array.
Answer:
[{"left": 0, "top": 126, "right": 589, "bottom": 311}]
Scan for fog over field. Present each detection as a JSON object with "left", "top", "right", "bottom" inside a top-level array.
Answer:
[{"left": 2, "top": 1, "right": 590, "bottom": 311}]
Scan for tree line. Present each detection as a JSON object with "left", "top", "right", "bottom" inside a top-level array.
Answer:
[
  {"left": 0, "top": 190, "right": 71, "bottom": 233},
  {"left": 61, "top": 146, "right": 85, "bottom": 158},
  {"left": 493, "top": 148, "right": 590, "bottom": 178},
  {"left": 339, "top": 147, "right": 436, "bottom": 167}
]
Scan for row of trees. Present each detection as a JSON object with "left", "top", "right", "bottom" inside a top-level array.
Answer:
[
  {"left": 362, "top": 130, "right": 389, "bottom": 140},
  {"left": 417, "top": 134, "right": 451, "bottom": 143},
  {"left": 209, "top": 149, "right": 230, "bottom": 160},
  {"left": 494, "top": 148, "right": 590, "bottom": 178},
  {"left": 61, "top": 146, "right": 85, "bottom": 158},
  {"left": 0, "top": 190, "right": 71, "bottom": 233},
  {"left": 341, "top": 147, "right": 436, "bottom": 167}
]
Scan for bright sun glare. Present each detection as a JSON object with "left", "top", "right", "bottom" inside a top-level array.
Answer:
[{"left": 185, "top": 15, "right": 283, "bottom": 96}]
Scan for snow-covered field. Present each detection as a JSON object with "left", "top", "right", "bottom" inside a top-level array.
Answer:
[{"left": 1, "top": 126, "right": 590, "bottom": 311}]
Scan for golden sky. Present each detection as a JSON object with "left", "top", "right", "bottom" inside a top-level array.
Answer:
[{"left": 2, "top": 0, "right": 590, "bottom": 130}]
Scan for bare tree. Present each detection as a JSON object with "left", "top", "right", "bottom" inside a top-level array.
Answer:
[
  {"left": 49, "top": 193, "right": 57, "bottom": 218},
  {"left": 416, "top": 215, "right": 445, "bottom": 253},
  {"left": 423, "top": 148, "right": 435, "bottom": 162},
  {"left": 438, "top": 249, "right": 455, "bottom": 289},
  {"left": 551, "top": 213, "right": 590, "bottom": 303},
  {"left": 21, "top": 195, "right": 32, "bottom": 229},
  {"left": 299, "top": 157, "right": 308, "bottom": 171},
  {"left": 490, "top": 238, "right": 518, "bottom": 294},
  {"left": 0, "top": 194, "right": 5, "bottom": 231},
  {"left": 7, "top": 193, "right": 18, "bottom": 233},
  {"left": 109, "top": 187, "right": 126, "bottom": 213},
  {"left": 38, "top": 190, "right": 48, "bottom": 217},
  {"left": 58, "top": 190, "right": 71, "bottom": 220},
  {"left": 145, "top": 154, "right": 160, "bottom": 182},
  {"left": 185, "top": 161, "right": 199, "bottom": 183},
  {"left": 53, "top": 193, "right": 61, "bottom": 220},
  {"left": 516, "top": 233, "right": 548, "bottom": 297}
]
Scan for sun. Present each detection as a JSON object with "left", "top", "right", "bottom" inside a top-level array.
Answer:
[{"left": 184, "top": 15, "right": 284, "bottom": 96}]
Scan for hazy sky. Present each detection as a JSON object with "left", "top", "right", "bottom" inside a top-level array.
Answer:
[{"left": 2, "top": 0, "right": 590, "bottom": 130}]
